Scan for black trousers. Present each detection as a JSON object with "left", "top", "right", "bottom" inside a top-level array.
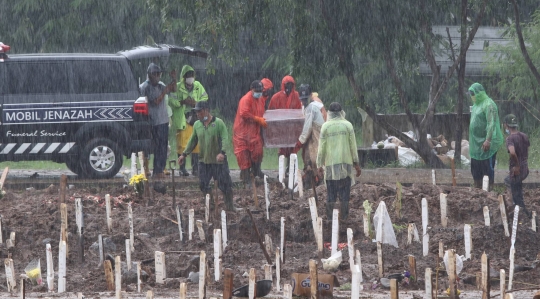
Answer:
[
  {"left": 326, "top": 177, "right": 351, "bottom": 203},
  {"left": 198, "top": 159, "right": 233, "bottom": 194}
]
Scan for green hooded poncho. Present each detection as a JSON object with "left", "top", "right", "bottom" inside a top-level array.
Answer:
[
  {"left": 468, "top": 83, "right": 503, "bottom": 160},
  {"left": 169, "top": 65, "right": 208, "bottom": 130}
]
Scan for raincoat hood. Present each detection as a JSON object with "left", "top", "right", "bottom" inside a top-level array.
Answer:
[
  {"left": 468, "top": 82, "right": 503, "bottom": 160},
  {"left": 468, "top": 82, "right": 488, "bottom": 105},
  {"left": 261, "top": 78, "right": 273, "bottom": 91},
  {"left": 180, "top": 65, "right": 195, "bottom": 80},
  {"left": 280, "top": 75, "right": 296, "bottom": 91}
]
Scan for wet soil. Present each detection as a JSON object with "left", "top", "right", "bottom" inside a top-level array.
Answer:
[{"left": 0, "top": 175, "right": 539, "bottom": 298}]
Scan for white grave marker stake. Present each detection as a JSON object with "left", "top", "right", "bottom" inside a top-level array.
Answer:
[
  {"left": 363, "top": 212, "right": 370, "bottom": 237},
  {"left": 316, "top": 217, "right": 323, "bottom": 254},
  {"left": 288, "top": 154, "right": 297, "bottom": 190},
  {"left": 500, "top": 269, "right": 506, "bottom": 299},
  {"left": 125, "top": 240, "right": 131, "bottom": 270},
  {"left": 0, "top": 217, "right": 3, "bottom": 244},
  {"left": 508, "top": 247, "right": 515, "bottom": 291},
  {"left": 422, "top": 198, "right": 429, "bottom": 257},
  {"left": 176, "top": 206, "right": 183, "bottom": 242},
  {"left": 283, "top": 284, "right": 292, "bottom": 299},
  {"left": 308, "top": 197, "right": 318, "bottom": 238},
  {"left": 205, "top": 194, "right": 210, "bottom": 223},
  {"left": 98, "top": 234, "right": 104, "bottom": 266},
  {"left": 115, "top": 256, "right": 122, "bottom": 299},
  {"left": 214, "top": 229, "right": 222, "bottom": 282},
  {"left": 482, "top": 175, "right": 489, "bottom": 191},
  {"left": 347, "top": 228, "right": 354, "bottom": 269},
  {"left": 510, "top": 206, "right": 520, "bottom": 250},
  {"left": 137, "top": 262, "right": 141, "bottom": 293},
  {"left": 432, "top": 169, "right": 436, "bottom": 185},
  {"left": 275, "top": 247, "right": 281, "bottom": 292},
  {"left": 425, "top": 268, "right": 432, "bottom": 299},
  {"left": 4, "top": 258, "right": 16, "bottom": 292},
  {"left": 221, "top": 210, "right": 228, "bottom": 250},
  {"left": 483, "top": 206, "right": 490, "bottom": 226},
  {"left": 351, "top": 264, "right": 360, "bottom": 299},
  {"left": 532, "top": 211, "right": 537, "bottom": 232},
  {"left": 278, "top": 155, "right": 285, "bottom": 186},
  {"left": 105, "top": 194, "right": 112, "bottom": 233},
  {"left": 248, "top": 268, "right": 256, "bottom": 299},
  {"left": 440, "top": 193, "right": 448, "bottom": 227},
  {"left": 296, "top": 168, "right": 303, "bottom": 197},
  {"left": 131, "top": 153, "right": 137, "bottom": 177},
  {"left": 128, "top": 203, "right": 134, "bottom": 252},
  {"left": 331, "top": 209, "right": 339, "bottom": 256},
  {"left": 58, "top": 241, "right": 67, "bottom": 292},
  {"left": 265, "top": 234, "right": 273, "bottom": 255},
  {"left": 114, "top": 256, "right": 122, "bottom": 299},
  {"left": 355, "top": 249, "right": 364, "bottom": 290},
  {"left": 464, "top": 224, "right": 472, "bottom": 260},
  {"left": 499, "top": 195, "right": 510, "bottom": 237},
  {"left": 196, "top": 220, "right": 205, "bottom": 241},
  {"left": 199, "top": 251, "right": 206, "bottom": 299},
  {"left": 155, "top": 251, "right": 166, "bottom": 284},
  {"left": 280, "top": 217, "right": 285, "bottom": 263},
  {"left": 137, "top": 152, "right": 145, "bottom": 175},
  {"left": 189, "top": 209, "right": 194, "bottom": 241},
  {"left": 264, "top": 175, "right": 270, "bottom": 220},
  {"left": 46, "top": 243, "right": 54, "bottom": 292},
  {"left": 264, "top": 264, "right": 272, "bottom": 281}
]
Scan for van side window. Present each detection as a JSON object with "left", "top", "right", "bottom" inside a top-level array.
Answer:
[
  {"left": 7, "top": 62, "right": 68, "bottom": 95},
  {"left": 72, "top": 60, "right": 127, "bottom": 94}
]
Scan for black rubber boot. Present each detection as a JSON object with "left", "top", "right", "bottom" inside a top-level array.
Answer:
[
  {"left": 340, "top": 201, "right": 349, "bottom": 221},
  {"left": 240, "top": 169, "right": 251, "bottom": 186},
  {"left": 326, "top": 202, "right": 335, "bottom": 220},
  {"left": 178, "top": 154, "right": 189, "bottom": 176},
  {"left": 191, "top": 154, "right": 199, "bottom": 176},
  {"left": 224, "top": 190, "right": 239, "bottom": 211},
  {"left": 252, "top": 162, "right": 264, "bottom": 179}
]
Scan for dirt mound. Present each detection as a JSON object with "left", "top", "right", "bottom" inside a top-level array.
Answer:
[{"left": 0, "top": 180, "right": 538, "bottom": 295}]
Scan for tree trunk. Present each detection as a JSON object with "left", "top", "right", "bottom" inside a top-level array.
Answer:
[{"left": 454, "top": 0, "right": 468, "bottom": 167}]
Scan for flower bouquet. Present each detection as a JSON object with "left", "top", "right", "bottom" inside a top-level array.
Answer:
[{"left": 129, "top": 173, "right": 147, "bottom": 196}]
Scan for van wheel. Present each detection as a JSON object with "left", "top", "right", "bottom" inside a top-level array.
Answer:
[{"left": 80, "top": 138, "right": 123, "bottom": 179}]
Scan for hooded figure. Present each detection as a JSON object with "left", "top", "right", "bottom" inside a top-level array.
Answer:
[
  {"left": 293, "top": 84, "right": 325, "bottom": 187},
  {"left": 268, "top": 75, "right": 302, "bottom": 110},
  {"left": 268, "top": 75, "right": 302, "bottom": 168},
  {"left": 316, "top": 102, "right": 361, "bottom": 220},
  {"left": 169, "top": 65, "right": 208, "bottom": 176},
  {"left": 468, "top": 82, "right": 503, "bottom": 190},
  {"left": 233, "top": 80, "right": 270, "bottom": 184}
]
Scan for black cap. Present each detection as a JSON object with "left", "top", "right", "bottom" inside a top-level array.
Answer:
[
  {"left": 328, "top": 102, "right": 342, "bottom": 112},
  {"left": 298, "top": 84, "right": 312, "bottom": 100},
  {"left": 250, "top": 80, "right": 263, "bottom": 92},
  {"left": 503, "top": 114, "right": 519, "bottom": 127},
  {"left": 193, "top": 101, "right": 210, "bottom": 111},
  {"left": 147, "top": 63, "right": 162, "bottom": 74}
]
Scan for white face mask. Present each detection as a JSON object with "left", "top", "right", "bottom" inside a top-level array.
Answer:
[{"left": 185, "top": 77, "right": 195, "bottom": 85}]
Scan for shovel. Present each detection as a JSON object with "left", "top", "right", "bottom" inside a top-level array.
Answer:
[{"left": 169, "top": 160, "right": 177, "bottom": 208}]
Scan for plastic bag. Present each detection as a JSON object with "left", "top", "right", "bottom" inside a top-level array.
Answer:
[
  {"left": 443, "top": 251, "right": 464, "bottom": 275},
  {"left": 321, "top": 250, "right": 342, "bottom": 271},
  {"left": 25, "top": 259, "right": 42, "bottom": 285},
  {"left": 373, "top": 201, "right": 399, "bottom": 248}
]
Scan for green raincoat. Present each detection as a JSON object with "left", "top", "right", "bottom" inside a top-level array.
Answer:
[
  {"left": 468, "top": 83, "right": 503, "bottom": 160},
  {"left": 169, "top": 65, "right": 208, "bottom": 131}
]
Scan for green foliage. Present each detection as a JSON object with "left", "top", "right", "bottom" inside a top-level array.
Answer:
[{"left": 484, "top": 9, "right": 540, "bottom": 130}]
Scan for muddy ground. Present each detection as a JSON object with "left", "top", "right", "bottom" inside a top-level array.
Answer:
[{"left": 0, "top": 174, "right": 539, "bottom": 298}]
